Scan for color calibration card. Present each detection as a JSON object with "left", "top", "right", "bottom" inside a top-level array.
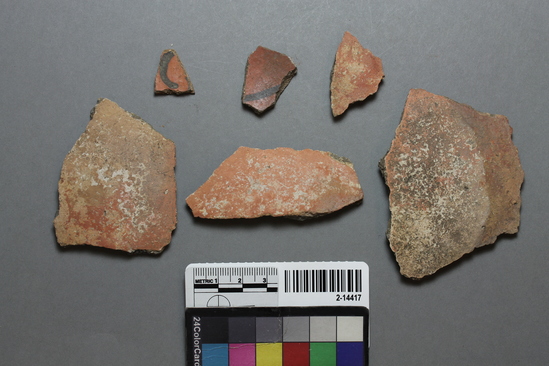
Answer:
[{"left": 185, "top": 262, "right": 369, "bottom": 366}]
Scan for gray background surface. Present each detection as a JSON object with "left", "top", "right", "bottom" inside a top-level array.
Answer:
[{"left": 1, "top": 0, "right": 548, "bottom": 365}]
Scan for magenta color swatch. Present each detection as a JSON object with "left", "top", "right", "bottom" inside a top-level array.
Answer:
[{"left": 229, "top": 343, "right": 255, "bottom": 366}]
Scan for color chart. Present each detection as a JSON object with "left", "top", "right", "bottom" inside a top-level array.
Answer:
[{"left": 186, "top": 307, "right": 368, "bottom": 366}]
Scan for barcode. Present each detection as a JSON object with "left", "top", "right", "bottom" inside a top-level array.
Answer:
[{"left": 284, "top": 269, "right": 362, "bottom": 293}]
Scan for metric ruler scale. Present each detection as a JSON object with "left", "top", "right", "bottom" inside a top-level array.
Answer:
[
  {"left": 191, "top": 265, "right": 279, "bottom": 308},
  {"left": 193, "top": 266, "right": 278, "bottom": 292}
]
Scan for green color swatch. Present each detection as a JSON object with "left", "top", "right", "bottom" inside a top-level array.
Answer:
[{"left": 310, "top": 342, "right": 336, "bottom": 366}]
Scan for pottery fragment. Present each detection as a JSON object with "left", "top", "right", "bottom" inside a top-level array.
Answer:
[
  {"left": 54, "top": 98, "right": 177, "bottom": 253},
  {"left": 242, "top": 46, "right": 297, "bottom": 114},
  {"left": 154, "top": 49, "right": 194, "bottom": 95},
  {"left": 330, "top": 32, "right": 384, "bottom": 117},
  {"left": 380, "top": 89, "right": 524, "bottom": 279},
  {"left": 186, "top": 147, "right": 363, "bottom": 219}
]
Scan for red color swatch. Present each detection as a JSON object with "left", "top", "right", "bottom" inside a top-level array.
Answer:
[{"left": 283, "top": 342, "right": 310, "bottom": 366}]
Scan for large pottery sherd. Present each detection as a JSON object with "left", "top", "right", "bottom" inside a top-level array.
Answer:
[
  {"left": 187, "top": 147, "right": 363, "bottom": 219},
  {"left": 380, "top": 89, "right": 523, "bottom": 279},
  {"left": 54, "top": 98, "right": 177, "bottom": 253}
]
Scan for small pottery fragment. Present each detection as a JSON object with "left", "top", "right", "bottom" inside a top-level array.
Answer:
[
  {"left": 242, "top": 46, "right": 297, "bottom": 114},
  {"left": 330, "top": 32, "right": 384, "bottom": 117},
  {"left": 154, "top": 49, "right": 194, "bottom": 95}
]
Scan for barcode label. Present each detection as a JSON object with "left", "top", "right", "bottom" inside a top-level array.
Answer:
[{"left": 284, "top": 269, "right": 362, "bottom": 293}]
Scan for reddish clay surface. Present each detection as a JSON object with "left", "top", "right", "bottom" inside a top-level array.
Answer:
[
  {"left": 186, "top": 147, "right": 363, "bottom": 219},
  {"left": 54, "top": 98, "right": 177, "bottom": 253},
  {"left": 330, "top": 32, "right": 384, "bottom": 117},
  {"left": 380, "top": 89, "right": 524, "bottom": 279},
  {"left": 242, "top": 46, "right": 297, "bottom": 114},
  {"left": 154, "top": 49, "right": 194, "bottom": 95}
]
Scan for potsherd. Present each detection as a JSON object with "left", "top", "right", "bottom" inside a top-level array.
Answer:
[
  {"left": 330, "top": 32, "right": 384, "bottom": 117},
  {"left": 186, "top": 147, "right": 363, "bottom": 219},
  {"left": 154, "top": 49, "right": 194, "bottom": 95},
  {"left": 380, "top": 89, "right": 524, "bottom": 279},
  {"left": 54, "top": 98, "right": 177, "bottom": 253},
  {"left": 242, "top": 46, "right": 297, "bottom": 114}
]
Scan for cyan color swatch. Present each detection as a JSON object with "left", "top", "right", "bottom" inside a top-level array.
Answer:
[{"left": 202, "top": 344, "right": 228, "bottom": 366}]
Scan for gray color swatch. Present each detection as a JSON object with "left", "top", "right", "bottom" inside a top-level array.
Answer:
[
  {"left": 256, "top": 317, "right": 283, "bottom": 343},
  {"left": 229, "top": 317, "right": 256, "bottom": 343},
  {"left": 310, "top": 316, "right": 337, "bottom": 342},
  {"left": 283, "top": 316, "right": 310, "bottom": 342}
]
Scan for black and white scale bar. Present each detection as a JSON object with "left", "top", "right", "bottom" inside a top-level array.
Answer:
[
  {"left": 194, "top": 284, "right": 279, "bottom": 292},
  {"left": 216, "top": 287, "right": 278, "bottom": 293},
  {"left": 284, "top": 269, "right": 362, "bottom": 293}
]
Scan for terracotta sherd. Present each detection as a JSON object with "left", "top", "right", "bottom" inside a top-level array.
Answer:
[
  {"left": 380, "top": 89, "right": 524, "bottom": 279},
  {"left": 54, "top": 98, "right": 177, "bottom": 253},
  {"left": 186, "top": 147, "right": 363, "bottom": 219},
  {"left": 330, "top": 32, "right": 384, "bottom": 117},
  {"left": 154, "top": 49, "right": 194, "bottom": 95},
  {"left": 242, "top": 46, "right": 297, "bottom": 114}
]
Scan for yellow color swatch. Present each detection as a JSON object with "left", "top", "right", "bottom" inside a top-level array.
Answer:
[{"left": 256, "top": 343, "right": 282, "bottom": 366}]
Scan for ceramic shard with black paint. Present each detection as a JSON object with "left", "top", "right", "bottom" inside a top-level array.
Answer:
[
  {"left": 242, "top": 46, "right": 297, "bottom": 114},
  {"left": 154, "top": 49, "right": 194, "bottom": 95}
]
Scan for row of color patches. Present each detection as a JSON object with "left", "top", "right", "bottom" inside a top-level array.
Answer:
[
  {"left": 203, "top": 341, "right": 362, "bottom": 366},
  {"left": 187, "top": 307, "right": 367, "bottom": 366}
]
